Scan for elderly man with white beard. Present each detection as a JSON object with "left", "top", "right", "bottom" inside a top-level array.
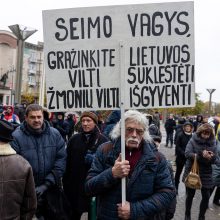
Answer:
[{"left": 85, "top": 110, "right": 176, "bottom": 220}]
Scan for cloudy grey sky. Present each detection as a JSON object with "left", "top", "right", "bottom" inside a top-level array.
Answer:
[{"left": 1, "top": 0, "right": 220, "bottom": 103}]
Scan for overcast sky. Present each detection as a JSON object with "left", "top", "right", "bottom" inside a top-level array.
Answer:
[{"left": 1, "top": 0, "right": 220, "bottom": 103}]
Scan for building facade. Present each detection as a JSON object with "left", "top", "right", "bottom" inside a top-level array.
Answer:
[{"left": 0, "top": 29, "right": 44, "bottom": 105}]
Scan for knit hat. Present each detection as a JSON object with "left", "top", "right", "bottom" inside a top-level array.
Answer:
[
  {"left": 81, "top": 111, "right": 98, "bottom": 124},
  {"left": 0, "top": 119, "right": 14, "bottom": 142}
]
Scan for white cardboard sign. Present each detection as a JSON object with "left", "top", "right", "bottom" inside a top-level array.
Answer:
[{"left": 43, "top": 1, "right": 194, "bottom": 111}]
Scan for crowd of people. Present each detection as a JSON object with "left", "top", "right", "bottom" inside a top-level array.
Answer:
[{"left": 0, "top": 103, "right": 220, "bottom": 220}]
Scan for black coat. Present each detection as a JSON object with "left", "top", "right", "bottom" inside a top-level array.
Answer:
[
  {"left": 165, "top": 119, "right": 176, "bottom": 132},
  {"left": 52, "top": 119, "right": 70, "bottom": 142},
  {"left": 63, "top": 126, "right": 108, "bottom": 213},
  {"left": 175, "top": 130, "right": 192, "bottom": 161}
]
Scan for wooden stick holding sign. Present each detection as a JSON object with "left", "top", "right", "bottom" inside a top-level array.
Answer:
[{"left": 119, "top": 42, "right": 126, "bottom": 204}]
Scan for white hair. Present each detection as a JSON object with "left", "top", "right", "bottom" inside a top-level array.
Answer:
[{"left": 110, "top": 110, "right": 152, "bottom": 142}]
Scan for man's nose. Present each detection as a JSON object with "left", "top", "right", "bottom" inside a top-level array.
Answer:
[{"left": 131, "top": 129, "right": 137, "bottom": 136}]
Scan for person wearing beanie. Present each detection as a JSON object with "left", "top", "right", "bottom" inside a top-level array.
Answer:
[
  {"left": 0, "top": 119, "right": 37, "bottom": 219},
  {"left": 182, "top": 123, "right": 219, "bottom": 220},
  {"left": 174, "top": 121, "right": 193, "bottom": 194},
  {"left": 63, "top": 111, "right": 108, "bottom": 220},
  {"left": 81, "top": 111, "right": 98, "bottom": 124}
]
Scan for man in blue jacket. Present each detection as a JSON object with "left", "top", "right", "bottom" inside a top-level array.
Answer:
[
  {"left": 85, "top": 110, "right": 176, "bottom": 220},
  {"left": 11, "top": 104, "right": 66, "bottom": 219}
]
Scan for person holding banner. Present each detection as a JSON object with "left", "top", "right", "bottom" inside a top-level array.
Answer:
[{"left": 85, "top": 110, "right": 176, "bottom": 220}]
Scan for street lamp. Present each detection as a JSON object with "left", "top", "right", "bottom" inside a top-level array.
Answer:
[
  {"left": 8, "top": 24, "right": 37, "bottom": 104},
  {"left": 206, "top": 89, "right": 216, "bottom": 116}
]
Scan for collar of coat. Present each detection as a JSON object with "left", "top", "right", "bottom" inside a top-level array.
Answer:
[
  {"left": 193, "top": 133, "right": 216, "bottom": 146},
  {"left": 0, "top": 143, "right": 16, "bottom": 155},
  {"left": 20, "top": 120, "right": 50, "bottom": 135}
]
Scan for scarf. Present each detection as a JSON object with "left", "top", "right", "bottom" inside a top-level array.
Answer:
[
  {"left": 125, "top": 142, "right": 143, "bottom": 176},
  {"left": 26, "top": 122, "right": 45, "bottom": 135}
]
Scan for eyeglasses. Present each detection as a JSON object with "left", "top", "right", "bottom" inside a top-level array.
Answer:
[{"left": 126, "top": 127, "right": 145, "bottom": 135}]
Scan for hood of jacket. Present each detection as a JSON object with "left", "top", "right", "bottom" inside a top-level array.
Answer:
[
  {"left": 106, "top": 110, "right": 121, "bottom": 125},
  {"left": 3, "top": 105, "right": 14, "bottom": 116}
]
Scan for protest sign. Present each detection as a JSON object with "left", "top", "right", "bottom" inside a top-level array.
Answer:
[{"left": 43, "top": 1, "right": 194, "bottom": 111}]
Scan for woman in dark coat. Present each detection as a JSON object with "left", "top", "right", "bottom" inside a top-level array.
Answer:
[
  {"left": 63, "top": 111, "right": 108, "bottom": 220},
  {"left": 175, "top": 121, "right": 193, "bottom": 193},
  {"left": 182, "top": 123, "right": 219, "bottom": 220}
]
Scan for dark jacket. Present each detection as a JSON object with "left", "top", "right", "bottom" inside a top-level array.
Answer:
[
  {"left": 11, "top": 121, "right": 66, "bottom": 186},
  {"left": 193, "top": 114, "right": 203, "bottom": 132},
  {"left": 63, "top": 126, "right": 108, "bottom": 213},
  {"left": 182, "top": 133, "right": 218, "bottom": 188},
  {"left": 149, "top": 123, "right": 162, "bottom": 140},
  {"left": 151, "top": 145, "right": 176, "bottom": 220},
  {"left": 65, "top": 117, "right": 75, "bottom": 139},
  {"left": 85, "top": 139, "right": 176, "bottom": 220},
  {"left": 174, "top": 124, "right": 184, "bottom": 144},
  {"left": 175, "top": 130, "right": 192, "bottom": 160},
  {"left": 165, "top": 119, "right": 176, "bottom": 133},
  {"left": 212, "top": 142, "right": 220, "bottom": 187},
  {"left": 52, "top": 118, "right": 70, "bottom": 142},
  {"left": 103, "top": 110, "right": 121, "bottom": 138},
  {"left": 0, "top": 144, "right": 37, "bottom": 219}
]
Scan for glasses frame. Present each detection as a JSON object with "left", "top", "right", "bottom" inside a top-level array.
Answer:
[{"left": 125, "top": 127, "right": 145, "bottom": 136}]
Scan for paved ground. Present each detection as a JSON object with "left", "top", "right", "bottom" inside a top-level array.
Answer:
[{"left": 81, "top": 123, "right": 220, "bottom": 219}]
